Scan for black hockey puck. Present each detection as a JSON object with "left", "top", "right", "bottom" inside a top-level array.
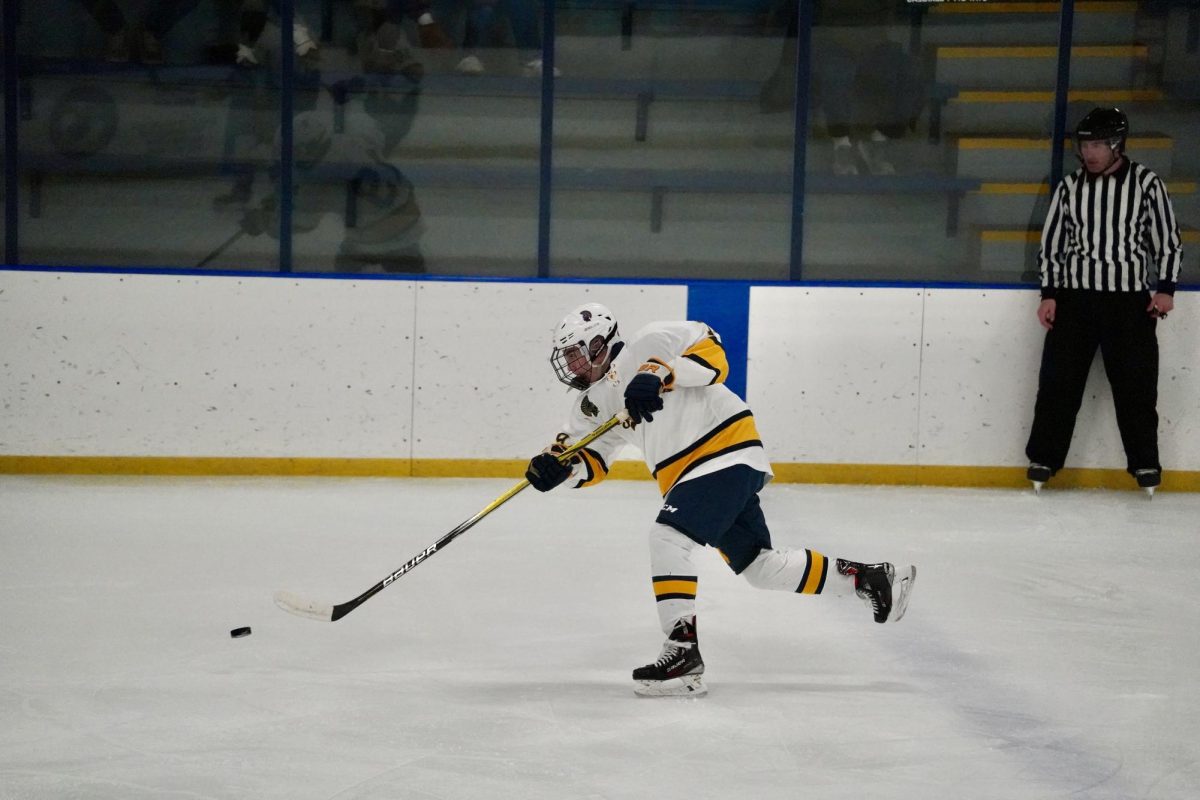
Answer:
[{"left": 230, "top": 627, "right": 252, "bottom": 638}]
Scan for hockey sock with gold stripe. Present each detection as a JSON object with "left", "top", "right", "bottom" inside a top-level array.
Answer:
[
  {"left": 741, "top": 547, "right": 855, "bottom": 596},
  {"left": 648, "top": 523, "right": 701, "bottom": 634}
]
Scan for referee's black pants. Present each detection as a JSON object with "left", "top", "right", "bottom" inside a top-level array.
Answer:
[{"left": 1025, "top": 290, "right": 1160, "bottom": 474}]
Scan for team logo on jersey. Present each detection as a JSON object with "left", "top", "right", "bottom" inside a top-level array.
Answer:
[{"left": 581, "top": 395, "right": 599, "bottom": 418}]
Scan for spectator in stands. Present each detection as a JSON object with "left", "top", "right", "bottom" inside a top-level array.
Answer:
[
  {"left": 760, "top": 0, "right": 920, "bottom": 175},
  {"left": 235, "top": 78, "right": 427, "bottom": 273},
  {"left": 76, "top": 0, "right": 202, "bottom": 64},
  {"left": 235, "top": 0, "right": 320, "bottom": 67},
  {"left": 1024, "top": 107, "right": 1183, "bottom": 494},
  {"left": 354, "top": 0, "right": 456, "bottom": 64},
  {"left": 451, "top": 0, "right": 558, "bottom": 77}
]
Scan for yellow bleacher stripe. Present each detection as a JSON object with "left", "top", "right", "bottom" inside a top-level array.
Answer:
[
  {"left": 932, "top": 2, "right": 1136, "bottom": 15},
  {"left": 977, "top": 183, "right": 1050, "bottom": 195},
  {"left": 953, "top": 89, "right": 1163, "bottom": 103},
  {"left": 982, "top": 230, "right": 1042, "bottom": 243},
  {"left": 979, "top": 230, "right": 1195, "bottom": 242},
  {"left": 938, "top": 45, "right": 1147, "bottom": 59},
  {"left": 978, "top": 181, "right": 1195, "bottom": 196},
  {"left": 653, "top": 580, "right": 698, "bottom": 597},
  {"left": 958, "top": 136, "right": 1171, "bottom": 150}
]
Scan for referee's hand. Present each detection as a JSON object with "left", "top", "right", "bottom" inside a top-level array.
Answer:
[
  {"left": 1148, "top": 293, "right": 1174, "bottom": 320},
  {"left": 1037, "top": 299, "right": 1056, "bottom": 331}
]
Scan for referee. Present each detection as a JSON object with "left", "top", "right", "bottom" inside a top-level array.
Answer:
[{"left": 1025, "top": 107, "right": 1183, "bottom": 494}]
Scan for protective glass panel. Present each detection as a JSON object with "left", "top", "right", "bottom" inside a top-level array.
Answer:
[
  {"left": 1093, "top": 0, "right": 1198, "bottom": 287},
  {"left": 17, "top": 0, "right": 277, "bottom": 270},
  {"left": 284, "top": 0, "right": 541, "bottom": 276},
  {"left": 549, "top": 1, "right": 793, "bottom": 279},
  {"left": 800, "top": 1, "right": 1065, "bottom": 283}
]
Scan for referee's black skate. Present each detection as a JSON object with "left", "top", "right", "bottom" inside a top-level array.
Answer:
[
  {"left": 1027, "top": 463, "right": 1052, "bottom": 494},
  {"left": 633, "top": 616, "right": 706, "bottom": 697},
  {"left": 1135, "top": 468, "right": 1161, "bottom": 498},
  {"left": 836, "top": 559, "right": 916, "bottom": 623}
]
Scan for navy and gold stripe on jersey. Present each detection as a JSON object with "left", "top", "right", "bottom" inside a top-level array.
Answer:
[
  {"left": 573, "top": 447, "right": 609, "bottom": 489},
  {"left": 680, "top": 329, "right": 728, "bottom": 386},
  {"left": 652, "top": 574, "right": 698, "bottom": 602},
  {"left": 652, "top": 410, "right": 763, "bottom": 495},
  {"left": 796, "top": 550, "right": 829, "bottom": 595}
]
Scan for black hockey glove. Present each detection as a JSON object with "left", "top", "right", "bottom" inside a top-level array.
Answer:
[
  {"left": 624, "top": 372, "right": 664, "bottom": 425},
  {"left": 526, "top": 450, "right": 573, "bottom": 492}
]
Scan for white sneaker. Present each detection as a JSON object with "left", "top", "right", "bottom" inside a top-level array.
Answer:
[
  {"left": 857, "top": 138, "right": 896, "bottom": 176},
  {"left": 293, "top": 22, "right": 317, "bottom": 57},
  {"left": 833, "top": 141, "right": 858, "bottom": 176},
  {"left": 456, "top": 54, "right": 484, "bottom": 75},
  {"left": 236, "top": 43, "right": 259, "bottom": 66},
  {"left": 522, "top": 58, "right": 561, "bottom": 78}
]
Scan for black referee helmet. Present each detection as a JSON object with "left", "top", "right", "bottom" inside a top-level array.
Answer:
[{"left": 1075, "top": 107, "right": 1129, "bottom": 156}]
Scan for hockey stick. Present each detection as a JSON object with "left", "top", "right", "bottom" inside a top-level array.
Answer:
[
  {"left": 195, "top": 229, "right": 245, "bottom": 269},
  {"left": 274, "top": 411, "right": 628, "bottom": 622}
]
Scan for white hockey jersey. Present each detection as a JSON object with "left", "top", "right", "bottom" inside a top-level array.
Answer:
[{"left": 556, "top": 321, "right": 773, "bottom": 496}]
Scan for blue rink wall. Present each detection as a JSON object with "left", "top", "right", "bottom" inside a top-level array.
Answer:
[{"left": 0, "top": 268, "right": 1197, "bottom": 490}]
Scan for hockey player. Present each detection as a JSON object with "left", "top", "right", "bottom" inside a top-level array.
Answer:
[{"left": 525, "top": 304, "right": 916, "bottom": 697}]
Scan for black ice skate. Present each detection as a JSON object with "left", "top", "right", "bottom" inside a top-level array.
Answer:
[
  {"left": 836, "top": 559, "right": 917, "bottom": 624},
  {"left": 1135, "top": 468, "right": 1161, "bottom": 499},
  {"left": 1027, "top": 463, "right": 1052, "bottom": 494},
  {"left": 632, "top": 616, "right": 706, "bottom": 697}
]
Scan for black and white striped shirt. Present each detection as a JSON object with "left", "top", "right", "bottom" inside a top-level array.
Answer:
[{"left": 1038, "top": 159, "right": 1183, "bottom": 298}]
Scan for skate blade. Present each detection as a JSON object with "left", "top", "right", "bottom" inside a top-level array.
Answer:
[
  {"left": 1031, "top": 481, "right": 1044, "bottom": 495},
  {"left": 889, "top": 565, "right": 917, "bottom": 623},
  {"left": 634, "top": 674, "right": 707, "bottom": 698}
]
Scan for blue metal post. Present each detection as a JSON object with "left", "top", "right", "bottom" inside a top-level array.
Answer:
[
  {"left": 789, "top": 0, "right": 814, "bottom": 281},
  {"left": 279, "top": 0, "right": 295, "bottom": 273},
  {"left": 3, "top": 0, "right": 19, "bottom": 265},
  {"left": 1050, "top": 0, "right": 1075, "bottom": 189},
  {"left": 536, "top": 0, "right": 556, "bottom": 278}
]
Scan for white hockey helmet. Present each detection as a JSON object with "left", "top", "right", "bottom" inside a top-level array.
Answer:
[{"left": 550, "top": 303, "right": 621, "bottom": 390}]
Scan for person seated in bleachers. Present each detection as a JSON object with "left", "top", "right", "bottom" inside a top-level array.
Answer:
[
  {"left": 234, "top": 0, "right": 320, "bottom": 67},
  {"left": 449, "top": 0, "right": 558, "bottom": 77},
  {"left": 233, "top": 81, "right": 428, "bottom": 273},
  {"left": 354, "top": 0, "right": 456, "bottom": 66},
  {"left": 760, "top": 0, "right": 922, "bottom": 176},
  {"left": 76, "top": 0, "right": 203, "bottom": 64}
]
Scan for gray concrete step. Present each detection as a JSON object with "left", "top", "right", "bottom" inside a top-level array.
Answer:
[
  {"left": 953, "top": 134, "right": 1175, "bottom": 181},
  {"left": 935, "top": 45, "right": 1147, "bottom": 90},
  {"left": 942, "top": 88, "right": 1165, "bottom": 136},
  {"left": 918, "top": 1, "right": 1140, "bottom": 46}
]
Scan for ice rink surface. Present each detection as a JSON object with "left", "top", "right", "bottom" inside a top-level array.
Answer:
[{"left": 2, "top": 475, "right": 1198, "bottom": 800}]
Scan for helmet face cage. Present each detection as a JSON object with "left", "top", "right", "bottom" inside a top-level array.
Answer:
[
  {"left": 550, "top": 304, "right": 620, "bottom": 390},
  {"left": 551, "top": 335, "right": 609, "bottom": 390}
]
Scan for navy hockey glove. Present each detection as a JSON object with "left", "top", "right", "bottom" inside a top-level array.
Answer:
[
  {"left": 624, "top": 372, "right": 664, "bottom": 425},
  {"left": 526, "top": 447, "right": 573, "bottom": 492}
]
